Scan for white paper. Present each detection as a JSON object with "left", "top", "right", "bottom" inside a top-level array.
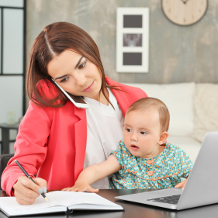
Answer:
[{"left": 0, "top": 191, "right": 123, "bottom": 216}]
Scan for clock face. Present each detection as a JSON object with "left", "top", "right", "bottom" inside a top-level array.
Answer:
[{"left": 162, "top": 0, "right": 208, "bottom": 26}]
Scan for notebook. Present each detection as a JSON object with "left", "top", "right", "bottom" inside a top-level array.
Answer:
[
  {"left": 115, "top": 131, "right": 218, "bottom": 210},
  {"left": 0, "top": 191, "right": 123, "bottom": 217}
]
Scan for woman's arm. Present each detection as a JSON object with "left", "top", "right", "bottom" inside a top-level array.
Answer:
[
  {"left": 62, "top": 154, "right": 121, "bottom": 192},
  {"left": 1, "top": 101, "right": 52, "bottom": 203}
]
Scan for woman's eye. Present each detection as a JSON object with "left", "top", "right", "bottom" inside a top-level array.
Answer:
[
  {"left": 78, "top": 61, "right": 86, "bottom": 69},
  {"left": 60, "top": 77, "right": 68, "bottom": 83},
  {"left": 140, "top": 131, "right": 147, "bottom": 135}
]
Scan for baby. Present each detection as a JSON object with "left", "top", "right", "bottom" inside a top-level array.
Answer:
[{"left": 63, "top": 97, "right": 193, "bottom": 192}]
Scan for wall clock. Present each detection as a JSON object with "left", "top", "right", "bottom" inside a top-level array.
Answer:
[{"left": 162, "top": 0, "right": 208, "bottom": 26}]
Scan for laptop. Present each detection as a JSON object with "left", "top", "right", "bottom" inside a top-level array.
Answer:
[{"left": 115, "top": 132, "right": 218, "bottom": 210}]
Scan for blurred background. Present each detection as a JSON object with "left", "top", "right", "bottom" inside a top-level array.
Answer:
[{"left": 0, "top": 0, "right": 217, "bottom": 159}]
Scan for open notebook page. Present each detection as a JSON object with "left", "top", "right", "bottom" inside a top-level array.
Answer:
[
  {"left": 0, "top": 191, "right": 123, "bottom": 216},
  {"left": 49, "top": 191, "right": 120, "bottom": 207},
  {"left": 0, "top": 194, "right": 64, "bottom": 216}
]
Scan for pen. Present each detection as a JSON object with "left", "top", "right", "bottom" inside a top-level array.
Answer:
[{"left": 14, "top": 159, "right": 48, "bottom": 201}]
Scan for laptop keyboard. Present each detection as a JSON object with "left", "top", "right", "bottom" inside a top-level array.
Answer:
[{"left": 147, "top": 194, "right": 181, "bottom": 205}]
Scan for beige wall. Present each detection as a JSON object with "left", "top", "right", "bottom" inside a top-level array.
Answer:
[{"left": 26, "top": 0, "right": 218, "bottom": 84}]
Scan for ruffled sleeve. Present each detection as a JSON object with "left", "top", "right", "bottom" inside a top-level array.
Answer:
[{"left": 166, "top": 145, "right": 193, "bottom": 186}]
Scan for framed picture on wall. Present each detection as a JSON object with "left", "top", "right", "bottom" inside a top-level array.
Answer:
[{"left": 116, "top": 7, "right": 149, "bottom": 73}]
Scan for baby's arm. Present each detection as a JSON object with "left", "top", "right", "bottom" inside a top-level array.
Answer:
[
  {"left": 175, "top": 179, "right": 188, "bottom": 190},
  {"left": 62, "top": 154, "right": 121, "bottom": 192},
  {"left": 174, "top": 147, "right": 193, "bottom": 190}
]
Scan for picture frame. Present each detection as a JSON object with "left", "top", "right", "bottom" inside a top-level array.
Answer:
[{"left": 116, "top": 7, "right": 149, "bottom": 73}]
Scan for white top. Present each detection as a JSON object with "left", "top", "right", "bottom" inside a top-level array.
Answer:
[{"left": 84, "top": 89, "right": 124, "bottom": 188}]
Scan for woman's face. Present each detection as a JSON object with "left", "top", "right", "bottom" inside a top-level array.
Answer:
[{"left": 47, "top": 50, "right": 102, "bottom": 100}]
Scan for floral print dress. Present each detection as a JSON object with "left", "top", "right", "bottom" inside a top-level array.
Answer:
[{"left": 109, "top": 140, "right": 193, "bottom": 189}]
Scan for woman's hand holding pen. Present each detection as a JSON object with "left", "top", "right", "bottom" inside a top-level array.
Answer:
[
  {"left": 13, "top": 176, "right": 47, "bottom": 205},
  {"left": 62, "top": 182, "right": 99, "bottom": 193}
]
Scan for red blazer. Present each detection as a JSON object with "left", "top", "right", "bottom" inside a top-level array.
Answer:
[{"left": 1, "top": 77, "right": 147, "bottom": 196}]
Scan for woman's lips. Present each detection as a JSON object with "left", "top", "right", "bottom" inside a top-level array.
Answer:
[
  {"left": 83, "top": 81, "right": 94, "bottom": 92},
  {"left": 131, "top": 144, "right": 139, "bottom": 150}
]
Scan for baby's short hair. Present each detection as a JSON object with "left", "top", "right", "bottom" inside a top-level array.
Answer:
[{"left": 126, "top": 97, "right": 170, "bottom": 132}]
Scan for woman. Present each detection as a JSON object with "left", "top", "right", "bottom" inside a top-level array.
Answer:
[{"left": 1, "top": 22, "right": 147, "bottom": 204}]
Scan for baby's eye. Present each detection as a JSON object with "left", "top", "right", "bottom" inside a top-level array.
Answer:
[
  {"left": 140, "top": 131, "right": 147, "bottom": 135},
  {"left": 78, "top": 61, "right": 87, "bottom": 69},
  {"left": 126, "top": 128, "right": 131, "bottom": 132},
  {"left": 60, "top": 77, "right": 69, "bottom": 83}
]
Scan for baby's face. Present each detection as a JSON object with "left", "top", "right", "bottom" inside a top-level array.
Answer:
[{"left": 123, "top": 109, "right": 163, "bottom": 159}]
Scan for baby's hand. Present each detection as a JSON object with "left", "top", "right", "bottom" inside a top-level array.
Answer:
[
  {"left": 175, "top": 179, "right": 187, "bottom": 190},
  {"left": 62, "top": 183, "right": 99, "bottom": 193}
]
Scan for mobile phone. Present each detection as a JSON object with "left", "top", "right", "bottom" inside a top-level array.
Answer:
[{"left": 51, "top": 78, "right": 89, "bottom": 109}]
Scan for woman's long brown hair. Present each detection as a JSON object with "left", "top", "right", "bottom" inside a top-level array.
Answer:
[{"left": 26, "top": 22, "right": 118, "bottom": 108}]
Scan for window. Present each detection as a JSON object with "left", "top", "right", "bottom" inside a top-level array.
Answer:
[{"left": 0, "top": 0, "right": 26, "bottom": 153}]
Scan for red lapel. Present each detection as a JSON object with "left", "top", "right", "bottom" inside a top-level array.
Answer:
[{"left": 73, "top": 106, "right": 87, "bottom": 180}]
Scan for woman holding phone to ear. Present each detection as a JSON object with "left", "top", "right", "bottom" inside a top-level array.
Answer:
[{"left": 1, "top": 22, "right": 147, "bottom": 205}]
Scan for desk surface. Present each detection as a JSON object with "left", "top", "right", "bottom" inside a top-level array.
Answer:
[{"left": 0, "top": 189, "right": 218, "bottom": 218}]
